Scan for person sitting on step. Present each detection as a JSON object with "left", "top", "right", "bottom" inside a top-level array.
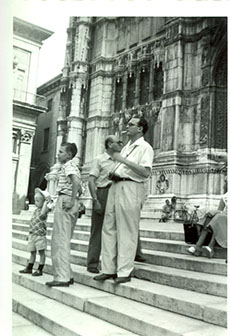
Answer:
[
  {"left": 19, "top": 188, "right": 51, "bottom": 276},
  {"left": 188, "top": 176, "right": 227, "bottom": 258},
  {"left": 159, "top": 199, "right": 172, "bottom": 222}
]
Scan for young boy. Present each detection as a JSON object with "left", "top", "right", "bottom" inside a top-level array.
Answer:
[
  {"left": 19, "top": 188, "right": 51, "bottom": 276},
  {"left": 45, "top": 142, "right": 81, "bottom": 287}
]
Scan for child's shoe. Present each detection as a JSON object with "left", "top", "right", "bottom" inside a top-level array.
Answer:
[
  {"left": 19, "top": 267, "right": 32, "bottom": 274},
  {"left": 68, "top": 278, "right": 74, "bottom": 285},
  {"left": 19, "top": 263, "right": 33, "bottom": 274},
  {"left": 32, "top": 270, "right": 43, "bottom": 276}
]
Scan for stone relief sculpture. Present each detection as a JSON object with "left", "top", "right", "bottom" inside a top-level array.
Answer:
[{"left": 156, "top": 174, "right": 169, "bottom": 194}]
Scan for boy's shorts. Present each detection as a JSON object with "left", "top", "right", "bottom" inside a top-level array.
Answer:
[{"left": 27, "top": 234, "right": 47, "bottom": 252}]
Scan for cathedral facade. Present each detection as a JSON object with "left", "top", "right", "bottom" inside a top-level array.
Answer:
[{"left": 31, "top": 17, "right": 227, "bottom": 211}]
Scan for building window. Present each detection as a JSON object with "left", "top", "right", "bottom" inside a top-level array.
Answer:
[
  {"left": 139, "top": 67, "right": 150, "bottom": 105},
  {"left": 47, "top": 99, "right": 53, "bottom": 111},
  {"left": 43, "top": 128, "right": 50, "bottom": 151},
  {"left": 153, "top": 62, "right": 163, "bottom": 100},
  {"left": 126, "top": 73, "right": 136, "bottom": 109},
  {"left": 114, "top": 78, "right": 123, "bottom": 112}
]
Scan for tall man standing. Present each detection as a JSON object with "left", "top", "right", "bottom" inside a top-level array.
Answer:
[
  {"left": 94, "top": 116, "right": 154, "bottom": 284},
  {"left": 87, "top": 135, "right": 145, "bottom": 273},
  {"left": 87, "top": 135, "right": 122, "bottom": 273}
]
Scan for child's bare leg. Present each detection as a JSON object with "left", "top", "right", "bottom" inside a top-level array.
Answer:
[
  {"left": 19, "top": 251, "right": 36, "bottom": 273},
  {"left": 29, "top": 251, "right": 36, "bottom": 264},
  {"left": 32, "top": 250, "right": 45, "bottom": 276},
  {"left": 39, "top": 249, "right": 46, "bottom": 265}
]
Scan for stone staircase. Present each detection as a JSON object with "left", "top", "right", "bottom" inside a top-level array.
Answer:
[{"left": 12, "top": 211, "right": 228, "bottom": 336}]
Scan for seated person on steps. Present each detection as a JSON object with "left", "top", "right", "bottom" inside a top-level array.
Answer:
[
  {"left": 188, "top": 176, "right": 227, "bottom": 258},
  {"left": 159, "top": 199, "right": 172, "bottom": 222}
]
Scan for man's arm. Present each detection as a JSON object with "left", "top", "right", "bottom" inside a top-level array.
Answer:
[
  {"left": 112, "top": 152, "right": 151, "bottom": 178},
  {"left": 40, "top": 200, "right": 50, "bottom": 219},
  {"left": 88, "top": 175, "right": 103, "bottom": 213},
  {"left": 63, "top": 174, "right": 80, "bottom": 210},
  {"left": 88, "top": 175, "right": 98, "bottom": 201}
]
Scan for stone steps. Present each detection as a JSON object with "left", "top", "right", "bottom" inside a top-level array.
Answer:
[
  {"left": 13, "top": 282, "right": 138, "bottom": 336},
  {"left": 12, "top": 263, "right": 227, "bottom": 333},
  {"left": 12, "top": 226, "right": 227, "bottom": 259},
  {"left": 12, "top": 213, "right": 228, "bottom": 335},
  {"left": 12, "top": 221, "right": 185, "bottom": 241},
  {"left": 12, "top": 227, "right": 227, "bottom": 276},
  {"left": 12, "top": 246, "right": 227, "bottom": 298},
  {"left": 13, "top": 312, "right": 53, "bottom": 336}
]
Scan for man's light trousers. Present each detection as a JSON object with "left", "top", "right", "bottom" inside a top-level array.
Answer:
[
  {"left": 51, "top": 194, "right": 78, "bottom": 282},
  {"left": 101, "top": 180, "right": 145, "bottom": 277}
]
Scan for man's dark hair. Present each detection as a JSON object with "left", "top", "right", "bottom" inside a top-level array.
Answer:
[
  {"left": 61, "top": 142, "right": 78, "bottom": 158},
  {"left": 105, "top": 136, "right": 114, "bottom": 149},
  {"left": 136, "top": 116, "right": 148, "bottom": 135}
]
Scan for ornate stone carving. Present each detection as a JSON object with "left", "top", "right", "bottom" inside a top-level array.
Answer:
[
  {"left": 21, "top": 131, "right": 33, "bottom": 144},
  {"left": 199, "top": 96, "right": 209, "bottom": 146},
  {"left": 166, "top": 23, "right": 179, "bottom": 40},
  {"left": 201, "top": 68, "right": 210, "bottom": 86},
  {"left": 156, "top": 174, "right": 169, "bottom": 194},
  {"left": 152, "top": 166, "right": 225, "bottom": 175}
]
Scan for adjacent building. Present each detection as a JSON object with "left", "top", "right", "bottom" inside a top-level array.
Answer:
[{"left": 12, "top": 17, "right": 53, "bottom": 213}]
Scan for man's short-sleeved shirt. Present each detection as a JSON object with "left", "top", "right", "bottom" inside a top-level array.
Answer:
[
  {"left": 115, "top": 137, "right": 154, "bottom": 182},
  {"left": 89, "top": 152, "right": 115, "bottom": 188},
  {"left": 56, "top": 159, "right": 81, "bottom": 196},
  {"left": 29, "top": 208, "right": 47, "bottom": 236}
]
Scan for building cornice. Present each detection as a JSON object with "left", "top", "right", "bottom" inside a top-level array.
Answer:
[{"left": 13, "top": 17, "right": 53, "bottom": 45}]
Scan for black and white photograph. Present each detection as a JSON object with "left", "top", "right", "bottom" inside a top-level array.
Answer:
[{"left": 1, "top": 0, "right": 229, "bottom": 335}]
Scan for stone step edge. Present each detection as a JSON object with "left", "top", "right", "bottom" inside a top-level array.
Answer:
[
  {"left": 12, "top": 240, "right": 227, "bottom": 278},
  {"left": 12, "top": 217, "right": 185, "bottom": 227},
  {"left": 12, "top": 270, "right": 227, "bottom": 335},
  {"left": 12, "top": 282, "right": 138, "bottom": 336},
  {"left": 12, "top": 247, "right": 226, "bottom": 299},
  {"left": 12, "top": 223, "right": 184, "bottom": 236},
  {"left": 12, "top": 262, "right": 227, "bottom": 328},
  {"left": 13, "top": 312, "right": 53, "bottom": 336},
  {"left": 12, "top": 241, "right": 227, "bottom": 282},
  {"left": 12, "top": 234, "right": 226, "bottom": 261}
]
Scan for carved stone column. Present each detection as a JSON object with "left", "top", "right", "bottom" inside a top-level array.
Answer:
[
  {"left": 45, "top": 163, "right": 61, "bottom": 197},
  {"left": 122, "top": 71, "right": 128, "bottom": 110},
  {"left": 14, "top": 130, "right": 34, "bottom": 212}
]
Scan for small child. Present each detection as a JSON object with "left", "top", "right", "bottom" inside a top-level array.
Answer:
[
  {"left": 45, "top": 142, "right": 81, "bottom": 287},
  {"left": 19, "top": 188, "right": 51, "bottom": 276}
]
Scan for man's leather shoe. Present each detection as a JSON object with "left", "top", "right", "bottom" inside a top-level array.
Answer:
[
  {"left": 135, "top": 256, "right": 146, "bottom": 262},
  {"left": 93, "top": 273, "right": 117, "bottom": 281},
  {"left": 87, "top": 268, "right": 100, "bottom": 274},
  {"left": 114, "top": 276, "right": 131, "bottom": 284},
  {"left": 68, "top": 278, "right": 74, "bottom": 285},
  {"left": 45, "top": 281, "right": 69, "bottom": 287}
]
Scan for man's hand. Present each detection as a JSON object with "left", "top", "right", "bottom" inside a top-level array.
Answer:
[
  {"left": 112, "top": 152, "right": 125, "bottom": 163},
  {"left": 93, "top": 200, "right": 103, "bottom": 216},
  {"left": 62, "top": 200, "right": 74, "bottom": 211}
]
